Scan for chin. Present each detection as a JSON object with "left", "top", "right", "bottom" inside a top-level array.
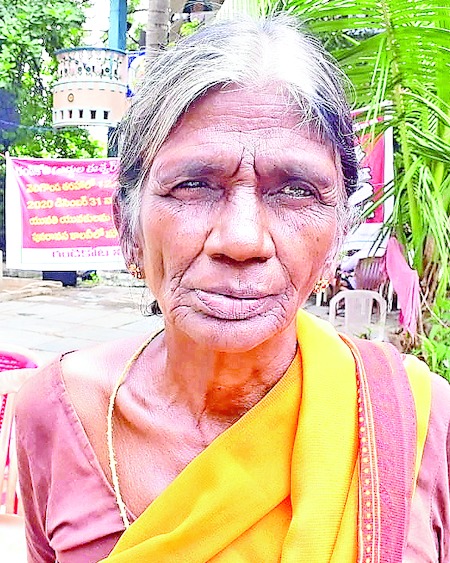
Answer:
[{"left": 174, "top": 310, "right": 294, "bottom": 353}]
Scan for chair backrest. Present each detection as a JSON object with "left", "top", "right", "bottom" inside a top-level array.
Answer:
[
  {"left": 329, "top": 290, "right": 387, "bottom": 340},
  {"left": 0, "top": 389, "right": 20, "bottom": 514},
  {"left": 0, "top": 345, "right": 40, "bottom": 515},
  {"left": 354, "top": 256, "right": 388, "bottom": 291},
  {"left": 0, "top": 345, "right": 40, "bottom": 374}
]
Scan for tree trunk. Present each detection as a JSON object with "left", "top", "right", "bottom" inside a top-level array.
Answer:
[{"left": 146, "top": 0, "right": 169, "bottom": 60}]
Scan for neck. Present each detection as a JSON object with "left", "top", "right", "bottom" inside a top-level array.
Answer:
[{"left": 160, "top": 320, "right": 298, "bottom": 427}]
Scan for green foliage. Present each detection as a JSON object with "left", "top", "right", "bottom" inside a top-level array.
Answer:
[
  {"left": 417, "top": 298, "right": 450, "bottom": 382},
  {"left": 179, "top": 20, "right": 203, "bottom": 37},
  {"left": 168, "top": 19, "right": 204, "bottom": 48},
  {"left": 0, "top": 0, "right": 100, "bottom": 159},
  {"left": 0, "top": 0, "right": 87, "bottom": 99},
  {"left": 11, "top": 127, "right": 104, "bottom": 159},
  {"left": 125, "top": 0, "right": 147, "bottom": 51}
]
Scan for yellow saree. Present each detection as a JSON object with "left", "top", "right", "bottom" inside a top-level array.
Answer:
[{"left": 102, "top": 310, "right": 431, "bottom": 563}]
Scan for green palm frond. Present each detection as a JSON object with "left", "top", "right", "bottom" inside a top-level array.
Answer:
[{"left": 215, "top": 0, "right": 272, "bottom": 19}]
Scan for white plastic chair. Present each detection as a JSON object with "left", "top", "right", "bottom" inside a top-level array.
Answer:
[
  {"left": 329, "top": 290, "right": 387, "bottom": 341},
  {"left": 0, "top": 370, "right": 35, "bottom": 562},
  {"left": 0, "top": 345, "right": 40, "bottom": 562},
  {"left": 0, "top": 511, "right": 27, "bottom": 560}
]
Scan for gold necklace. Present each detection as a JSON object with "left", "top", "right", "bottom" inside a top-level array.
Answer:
[{"left": 107, "top": 328, "right": 164, "bottom": 529}]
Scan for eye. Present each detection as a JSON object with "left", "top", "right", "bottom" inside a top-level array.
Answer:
[
  {"left": 169, "top": 180, "right": 220, "bottom": 202},
  {"left": 168, "top": 180, "right": 222, "bottom": 203},
  {"left": 173, "top": 180, "right": 208, "bottom": 191},
  {"left": 277, "top": 184, "right": 316, "bottom": 198}
]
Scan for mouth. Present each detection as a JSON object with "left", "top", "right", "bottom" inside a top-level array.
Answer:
[{"left": 194, "top": 288, "right": 277, "bottom": 320}]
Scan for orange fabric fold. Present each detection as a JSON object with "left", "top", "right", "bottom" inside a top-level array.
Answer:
[{"left": 102, "top": 311, "right": 360, "bottom": 563}]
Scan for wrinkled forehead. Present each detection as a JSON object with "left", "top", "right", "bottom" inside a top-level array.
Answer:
[
  {"left": 147, "top": 85, "right": 344, "bottom": 191},
  {"left": 160, "top": 83, "right": 337, "bottom": 159}
]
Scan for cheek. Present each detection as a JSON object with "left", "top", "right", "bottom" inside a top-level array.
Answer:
[
  {"left": 275, "top": 208, "right": 337, "bottom": 280},
  {"left": 278, "top": 203, "right": 337, "bottom": 243},
  {"left": 138, "top": 198, "right": 210, "bottom": 293}
]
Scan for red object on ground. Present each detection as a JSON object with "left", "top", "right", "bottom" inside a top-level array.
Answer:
[{"left": 0, "top": 352, "right": 37, "bottom": 372}]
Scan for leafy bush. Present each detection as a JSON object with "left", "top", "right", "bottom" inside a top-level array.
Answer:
[{"left": 416, "top": 297, "right": 450, "bottom": 382}]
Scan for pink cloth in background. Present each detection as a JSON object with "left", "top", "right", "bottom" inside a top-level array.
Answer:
[{"left": 385, "top": 238, "right": 420, "bottom": 337}]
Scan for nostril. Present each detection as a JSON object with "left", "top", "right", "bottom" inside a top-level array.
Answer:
[
  {"left": 211, "top": 254, "right": 269, "bottom": 266},
  {"left": 205, "top": 209, "right": 275, "bottom": 263}
]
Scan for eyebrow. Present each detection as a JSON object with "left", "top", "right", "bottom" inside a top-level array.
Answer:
[
  {"left": 255, "top": 162, "right": 336, "bottom": 190},
  {"left": 153, "top": 150, "right": 337, "bottom": 189},
  {"left": 176, "top": 162, "right": 230, "bottom": 177},
  {"left": 154, "top": 160, "right": 240, "bottom": 184}
]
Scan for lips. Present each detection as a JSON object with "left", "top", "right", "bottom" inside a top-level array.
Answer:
[{"left": 194, "top": 288, "right": 277, "bottom": 320}]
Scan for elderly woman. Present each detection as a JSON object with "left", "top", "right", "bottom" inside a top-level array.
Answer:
[{"left": 16, "top": 15, "right": 449, "bottom": 563}]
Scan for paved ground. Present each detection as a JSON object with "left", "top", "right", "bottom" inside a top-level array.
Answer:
[
  {"left": 0, "top": 277, "right": 164, "bottom": 363},
  {"left": 0, "top": 274, "right": 401, "bottom": 365}
]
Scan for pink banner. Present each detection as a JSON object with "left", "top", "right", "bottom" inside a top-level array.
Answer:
[
  {"left": 358, "top": 133, "right": 386, "bottom": 224},
  {"left": 6, "top": 157, "right": 125, "bottom": 270},
  {"left": 342, "top": 115, "right": 394, "bottom": 257},
  {"left": 15, "top": 158, "right": 119, "bottom": 249}
]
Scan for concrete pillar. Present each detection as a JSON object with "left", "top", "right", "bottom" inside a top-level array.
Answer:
[{"left": 109, "top": 0, "right": 127, "bottom": 52}]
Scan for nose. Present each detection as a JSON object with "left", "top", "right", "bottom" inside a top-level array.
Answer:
[{"left": 204, "top": 188, "right": 275, "bottom": 263}]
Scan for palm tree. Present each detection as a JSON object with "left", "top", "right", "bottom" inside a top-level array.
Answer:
[{"left": 146, "top": 0, "right": 170, "bottom": 58}]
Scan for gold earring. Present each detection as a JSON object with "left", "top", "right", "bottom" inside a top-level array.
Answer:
[
  {"left": 313, "top": 278, "right": 329, "bottom": 294},
  {"left": 128, "top": 263, "right": 143, "bottom": 279}
]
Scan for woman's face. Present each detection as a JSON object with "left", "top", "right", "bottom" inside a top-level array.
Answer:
[{"left": 137, "top": 86, "right": 345, "bottom": 351}]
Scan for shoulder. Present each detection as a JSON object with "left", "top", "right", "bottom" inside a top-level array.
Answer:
[
  {"left": 402, "top": 355, "right": 450, "bottom": 452},
  {"left": 428, "top": 371, "right": 450, "bottom": 437},
  {"left": 15, "top": 333, "right": 159, "bottom": 438},
  {"left": 429, "top": 370, "right": 450, "bottom": 416},
  {"left": 403, "top": 355, "right": 450, "bottom": 421},
  {"left": 405, "top": 362, "right": 450, "bottom": 560},
  {"left": 61, "top": 334, "right": 145, "bottom": 390},
  {"left": 427, "top": 370, "right": 450, "bottom": 442},
  {"left": 60, "top": 334, "right": 156, "bottom": 428},
  {"left": 15, "top": 357, "right": 63, "bottom": 436}
]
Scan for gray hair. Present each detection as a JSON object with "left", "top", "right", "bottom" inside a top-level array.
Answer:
[{"left": 114, "top": 14, "right": 358, "bottom": 263}]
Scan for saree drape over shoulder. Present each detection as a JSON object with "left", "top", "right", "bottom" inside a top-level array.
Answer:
[{"left": 102, "top": 310, "right": 432, "bottom": 563}]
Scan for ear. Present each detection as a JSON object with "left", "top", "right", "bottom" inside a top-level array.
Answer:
[
  {"left": 320, "top": 246, "right": 340, "bottom": 283},
  {"left": 133, "top": 228, "right": 144, "bottom": 265},
  {"left": 112, "top": 191, "right": 123, "bottom": 232},
  {"left": 112, "top": 191, "right": 144, "bottom": 268},
  {"left": 125, "top": 242, "right": 143, "bottom": 271}
]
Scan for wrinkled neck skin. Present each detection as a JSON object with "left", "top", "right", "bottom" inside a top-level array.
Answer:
[{"left": 159, "top": 319, "right": 298, "bottom": 431}]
